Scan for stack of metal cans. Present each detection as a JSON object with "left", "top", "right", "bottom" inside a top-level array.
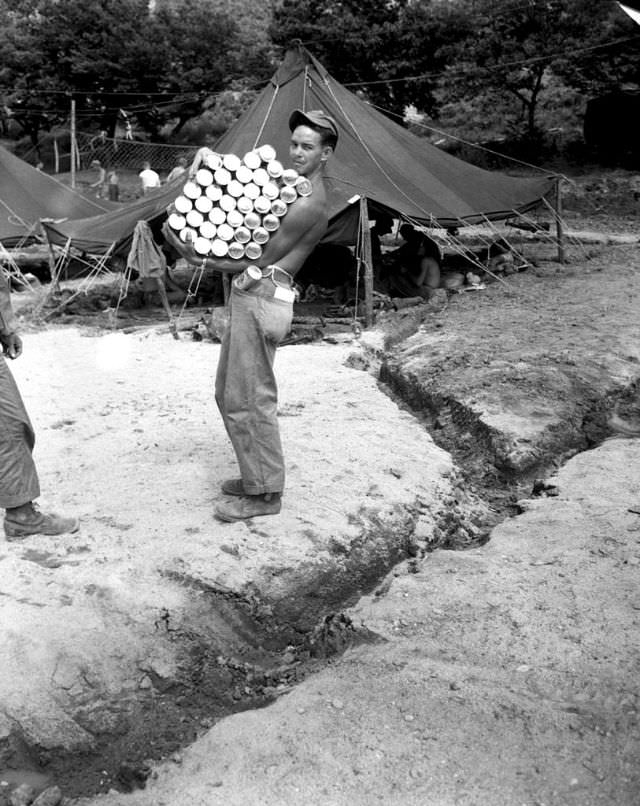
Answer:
[{"left": 166, "top": 145, "right": 313, "bottom": 260}]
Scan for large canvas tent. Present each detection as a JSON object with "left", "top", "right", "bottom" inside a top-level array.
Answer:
[
  {"left": 42, "top": 46, "right": 556, "bottom": 255},
  {"left": 0, "top": 145, "right": 114, "bottom": 246}
]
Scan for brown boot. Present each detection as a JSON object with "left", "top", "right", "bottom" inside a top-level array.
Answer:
[
  {"left": 4, "top": 503, "right": 79, "bottom": 541},
  {"left": 215, "top": 493, "right": 281, "bottom": 522}
]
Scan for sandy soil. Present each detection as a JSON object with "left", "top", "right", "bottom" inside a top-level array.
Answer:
[{"left": 1, "top": 203, "right": 639, "bottom": 805}]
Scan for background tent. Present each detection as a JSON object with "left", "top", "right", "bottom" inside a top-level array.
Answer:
[
  {"left": 43, "top": 46, "right": 556, "bottom": 255},
  {"left": 0, "top": 145, "right": 115, "bottom": 246},
  {"left": 215, "top": 47, "right": 556, "bottom": 235},
  {"left": 42, "top": 179, "right": 182, "bottom": 255}
]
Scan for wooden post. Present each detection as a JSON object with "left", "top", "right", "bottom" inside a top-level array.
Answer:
[
  {"left": 70, "top": 98, "right": 77, "bottom": 188},
  {"left": 359, "top": 196, "right": 374, "bottom": 328},
  {"left": 222, "top": 273, "right": 231, "bottom": 306},
  {"left": 53, "top": 138, "right": 59, "bottom": 174},
  {"left": 555, "top": 177, "right": 565, "bottom": 264}
]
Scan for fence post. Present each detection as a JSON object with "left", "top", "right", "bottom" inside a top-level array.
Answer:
[{"left": 555, "top": 177, "right": 565, "bottom": 264}]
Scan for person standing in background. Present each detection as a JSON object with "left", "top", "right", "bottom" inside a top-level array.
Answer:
[
  {"left": 166, "top": 157, "right": 188, "bottom": 184},
  {"left": 107, "top": 167, "right": 120, "bottom": 201},
  {"left": 90, "top": 160, "right": 107, "bottom": 198},
  {"left": 139, "top": 161, "right": 161, "bottom": 196}
]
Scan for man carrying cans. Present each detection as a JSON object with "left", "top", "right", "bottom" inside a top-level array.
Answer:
[
  {"left": 166, "top": 109, "right": 338, "bottom": 521},
  {"left": 0, "top": 271, "right": 79, "bottom": 539}
]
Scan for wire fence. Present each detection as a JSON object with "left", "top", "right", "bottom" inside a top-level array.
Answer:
[
  {"left": 19, "top": 130, "right": 199, "bottom": 177},
  {"left": 75, "top": 131, "right": 199, "bottom": 175}
]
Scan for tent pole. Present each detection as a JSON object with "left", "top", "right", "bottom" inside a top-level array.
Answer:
[
  {"left": 554, "top": 177, "right": 565, "bottom": 264},
  {"left": 359, "top": 197, "right": 374, "bottom": 328}
]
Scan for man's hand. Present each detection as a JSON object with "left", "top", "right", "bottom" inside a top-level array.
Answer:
[
  {"left": 189, "top": 147, "right": 219, "bottom": 177},
  {"left": 1, "top": 332, "right": 23, "bottom": 359}
]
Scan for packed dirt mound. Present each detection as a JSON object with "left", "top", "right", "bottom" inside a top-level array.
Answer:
[{"left": 375, "top": 242, "right": 640, "bottom": 499}]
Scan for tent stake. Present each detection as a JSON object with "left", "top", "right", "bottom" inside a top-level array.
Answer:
[{"left": 359, "top": 197, "right": 374, "bottom": 328}]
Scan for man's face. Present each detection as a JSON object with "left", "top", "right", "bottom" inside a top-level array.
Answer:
[{"left": 289, "top": 125, "right": 331, "bottom": 177}]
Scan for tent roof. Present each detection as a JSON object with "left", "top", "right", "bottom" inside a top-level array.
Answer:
[
  {"left": 0, "top": 145, "right": 115, "bottom": 246},
  {"left": 43, "top": 46, "right": 556, "bottom": 254},
  {"left": 215, "top": 48, "right": 555, "bottom": 228}
]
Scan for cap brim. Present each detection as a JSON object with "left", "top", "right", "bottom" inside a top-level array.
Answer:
[{"left": 288, "top": 109, "right": 310, "bottom": 132}]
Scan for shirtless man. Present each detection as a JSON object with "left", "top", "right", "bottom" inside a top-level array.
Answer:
[{"left": 166, "top": 109, "right": 338, "bottom": 521}]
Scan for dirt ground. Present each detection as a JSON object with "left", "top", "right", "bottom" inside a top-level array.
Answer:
[{"left": 1, "top": 180, "right": 639, "bottom": 805}]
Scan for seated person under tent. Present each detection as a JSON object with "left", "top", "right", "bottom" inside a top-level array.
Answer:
[{"left": 383, "top": 224, "right": 441, "bottom": 299}]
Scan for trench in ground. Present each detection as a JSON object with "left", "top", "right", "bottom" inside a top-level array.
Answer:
[{"left": 3, "top": 354, "right": 637, "bottom": 802}]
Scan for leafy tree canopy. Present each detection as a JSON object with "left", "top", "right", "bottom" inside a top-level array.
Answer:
[{"left": 0, "top": 0, "right": 272, "bottom": 142}]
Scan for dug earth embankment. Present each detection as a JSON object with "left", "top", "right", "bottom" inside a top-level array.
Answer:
[{"left": 1, "top": 237, "right": 640, "bottom": 804}]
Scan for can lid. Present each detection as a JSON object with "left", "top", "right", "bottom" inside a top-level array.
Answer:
[
  {"left": 245, "top": 242, "right": 263, "bottom": 259},
  {"left": 204, "top": 152, "right": 222, "bottom": 170},
  {"left": 195, "top": 196, "right": 213, "bottom": 213},
  {"left": 205, "top": 185, "right": 223, "bottom": 202},
  {"left": 234, "top": 226, "right": 251, "bottom": 244},
  {"left": 267, "top": 159, "right": 283, "bottom": 178},
  {"left": 236, "top": 196, "right": 254, "bottom": 214},
  {"left": 194, "top": 236, "right": 212, "bottom": 255},
  {"left": 235, "top": 165, "right": 253, "bottom": 184},
  {"left": 183, "top": 181, "right": 201, "bottom": 199},
  {"left": 252, "top": 168, "right": 270, "bottom": 187},
  {"left": 295, "top": 178, "right": 313, "bottom": 197},
  {"left": 186, "top": 210, "right": 204, "bottom": 228},
  {"left": 244, "top": 212, "right": 261, "bottom": 229},
  {"left": 254, "top": 196, "right": 271, "bottom": 214},
  {"left": 258, "top": 144, "right": 277, "bottom": 162},
  {"left": 209, "top": 208, "right": 226, "bottom": 225},
  {"left": 199, "top": 221, "right": 217, "bottom": 239},
  {"left": 262, "top": 214, "right": 280, "bottom": 231},
  {"left": 253, "top": 226, "right": 270, "bottom": 244},
  {"left": 280, "top": 186, "right": 298, "bottom": 204},
  {"left": 226, "top": 209, "right": 244, "bottom": 228},
  {"left": 211, "top": 238, "right": 229, "bottom": 257},
  {"left": 174, "top": 195, "right": 192, "bottom": 214},
  {"left": 214, "top": 168, "right": 231, "bottom": 186},
  {"left": 227, "top": 179, "right": 244, "bottom": 198},
  {"left": 228, "top": 242, "right": 245, "bottom": 259},
  {"left": 282, "top": 168, "right": 299, "bottom": 186},
  {"left": 168, "top": 213, "right": 186, "bottom": 230},
  {"left": 270, "top": 199, "right": 288, "bottom": 217},
  {"left": 262, "top": 182, "right": 280, "bottom": 200},
  {"left": 223, "top": 153, "right": 241, "bottom": 172},
  {"left": 243, "top": 182, "right": 260, "bottom": 200},
  {"left": 243, "top": 151, "right": 261, "bottom": 170},
  {"left": 195, "top": 168, "right": 214, "bottom": 187},
  {"left": 219, "top": 194, "right": 237, "bottom": 212},
  {"left": 217, "top": 223, "right": 235, "bottom": 242}
]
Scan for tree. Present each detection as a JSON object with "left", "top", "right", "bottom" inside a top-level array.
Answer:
[
  {"left": 270, "top": 0, "right": 413, "bottom": 115},
  {"left": 0, "top": 0, "right": 272, "bottom": 144},
  {"left": 432, "top": 0, "right": 640, "bottom": 144}
]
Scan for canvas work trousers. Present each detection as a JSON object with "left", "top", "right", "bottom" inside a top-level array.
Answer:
[
  {"left": 0, "top": 355, "right": 40, "bottom": 509},
  {"left": 215, "top": 276, "right": 293, "bottom": 496}
]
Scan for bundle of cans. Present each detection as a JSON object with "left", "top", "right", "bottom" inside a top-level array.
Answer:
[{"left": 166, "top": 144, "right": 312, "bottom": 261}]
